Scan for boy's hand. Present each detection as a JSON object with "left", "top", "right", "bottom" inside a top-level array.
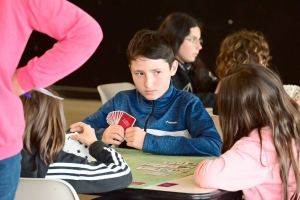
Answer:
[
  {"left": 69, "top": 122, "right": 97, "bottom": 147},
  {"left": 125, "top": 127, "right": 146, "bottom": 150},
  {"left": 102, "top": 124, "right": 125, "bottom": 145}
]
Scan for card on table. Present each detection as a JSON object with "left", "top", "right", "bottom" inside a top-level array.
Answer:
[
  {"left": 157, "top": 182, "right": 178, "bottom": 187},
  {"left": 106, "top": 110, "right": 136, "bottom": 130},
  {"left": 143, "top": 171, "right": 170, "bottom": 176},
  {"left": 63, "top": 132, "right": 93, "bottom": 162}
]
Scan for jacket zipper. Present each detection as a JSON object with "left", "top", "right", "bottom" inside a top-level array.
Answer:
[{"left": 144, "top": 100, "right": 154, "bottom": 132}]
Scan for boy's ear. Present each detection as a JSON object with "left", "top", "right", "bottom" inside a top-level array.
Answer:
[{"left": 170, "top": 60, "right": 178, "bottom": 76}]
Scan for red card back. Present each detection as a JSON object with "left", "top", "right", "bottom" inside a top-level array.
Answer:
[{"left": 118, "top": 112, "right": 136, "bottom": 130}]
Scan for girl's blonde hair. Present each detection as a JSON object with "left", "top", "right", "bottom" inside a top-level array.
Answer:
[
  {"left": 20, "top": 88, "right": 66, "bottom": 164},
  {"left": 218, "top": 64, "right": 300, "bottom": 200},
  {"left": 216, "top": 29, "right": 272, "bottom": 80}
]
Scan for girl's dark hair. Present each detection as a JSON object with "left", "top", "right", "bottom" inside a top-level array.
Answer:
[
  {"left": 159, "top": 13, "right": 217, "bottom": 93},
  {"left": 126, "top": 29, "right": 175, "bottom": 68},
  {"left": 20, "top": 88, "right": 66, "bottom": 164},
  {"left": 218, "top": 64, "right": 300, "bottom": 200},
  {"left": 189, "top": 57, "right": 219, "bottom": 93},
  {"left": 158, "top": 12, "right": 202, "bottom": 55}
]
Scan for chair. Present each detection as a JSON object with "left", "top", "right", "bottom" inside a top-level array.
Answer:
[
  {"left": 15, "top": 178, "right": 80, "bottom": 200},
  {"left": 97, "top": 82, "right": 135, "bottom": 105},
  {"left": 211, "top": 114, "right": 223, "bottom": 140}
]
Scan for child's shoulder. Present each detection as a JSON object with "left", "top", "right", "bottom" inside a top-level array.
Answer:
[{"left": 175, "top": 89, "right": 201, "bottom": 102}]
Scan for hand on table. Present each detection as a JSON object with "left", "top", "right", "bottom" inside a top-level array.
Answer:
[
  {"left": 102, "top": 124, "right": 125, "bottom": 145},
  {"left": 125, "top": 127, "right": 146, "bottom": 150},
  {"left": 69, "top": 122, "right": 97, "bottom": 147}
]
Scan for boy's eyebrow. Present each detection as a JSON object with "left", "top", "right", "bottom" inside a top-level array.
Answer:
[{"left": 132, "top": 68, "right": 164, "bottom": 72}]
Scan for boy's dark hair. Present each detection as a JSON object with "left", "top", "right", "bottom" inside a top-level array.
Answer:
[{"left": 126, "top": 29, "right": 175, "bottom": 68}]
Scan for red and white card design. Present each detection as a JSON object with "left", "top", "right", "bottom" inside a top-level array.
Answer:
[{"left": 106, "top": 111, "right": 136, "bottom": 130}]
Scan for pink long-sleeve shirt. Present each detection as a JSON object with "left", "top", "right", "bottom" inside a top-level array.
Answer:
[
  {"left": 194, "top": 127, "right": 298, "bottom": 199},
  {"left": 0, "top": 0, "right": 102, "bottom": 160}
]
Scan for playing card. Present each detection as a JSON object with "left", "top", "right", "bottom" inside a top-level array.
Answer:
[
  {"left": 63, "top": 132, "right": 93, "bottom": 162},
  {"left": 143, "top": 171, "right": 170, "bottom": 176},
  {"left": 63, "top": 133, "right": 77, "bottom": 152},
  {"left": 118, "top": 112, "right": 136, "bottom": 129},
  {"left": 157, "top": 182, "right": 178, "bottom": 187},
  {"left": 283, "top": 84, "right": 300, "bottom": 99},
  {"left": 106, "top": 111, "right": 136, "bottom": 130}
]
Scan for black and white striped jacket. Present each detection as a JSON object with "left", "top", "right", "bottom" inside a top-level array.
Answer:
[{"left": 21, "top": 141, "right": 132, "bottom": 194}]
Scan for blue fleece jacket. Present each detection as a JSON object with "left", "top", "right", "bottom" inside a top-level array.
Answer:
[{"left": 82, "top": 83, "right": 222, "bottom": 156}]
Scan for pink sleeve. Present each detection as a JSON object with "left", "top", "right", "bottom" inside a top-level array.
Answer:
[
  {"left": 194, "top": 137, "right": 268, "bottom": 191},
  {"left": 16, "top": 0, "right": 103, "bottom": 91}
]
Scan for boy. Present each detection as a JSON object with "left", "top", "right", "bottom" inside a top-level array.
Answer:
[{"left": 78, "top": 29, "right": 221, "bottom": 156}]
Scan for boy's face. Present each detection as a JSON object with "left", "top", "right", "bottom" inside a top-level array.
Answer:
[{"left": 130, "top": 57, "right": 178, "bottom": 100}]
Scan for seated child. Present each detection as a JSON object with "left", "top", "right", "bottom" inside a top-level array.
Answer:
[
  {"left": 77, "top": 29, "right": 222, "bottom": 156},
  {"left": 213, "top": 29, "right": 300, "bottom": 112},
  {"left": 194, "top": 64, "right": 300, "bottom": 200},
  {"left": 20, "top": 88, "right": 132, "bottom": 194}
]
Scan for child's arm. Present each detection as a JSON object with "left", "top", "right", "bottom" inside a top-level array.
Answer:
[
  {"left": 47, "top": 142, "right": 132, "bottom": 194},
  {"left": 194, "top": 136, "right": 268, "bottom": 191},
  {"left": 16, "top": 0, "right": 102, "bottom": 92},
  {"left": 48, "top": 122, "right": 132, "bottom": 193}
]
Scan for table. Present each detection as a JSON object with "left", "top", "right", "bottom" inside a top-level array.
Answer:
[{"left": 91, "top": 148, "right": 243, "bottom": 200}]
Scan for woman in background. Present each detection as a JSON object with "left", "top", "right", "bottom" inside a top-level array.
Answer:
[
  {"left": 195, "top": 64, "right": 300, "bottom": 200},
  {"left": 20, "top": 88, "right": 132, "bottom": 194},
  {"left": 158, "top": 12, "right": 219, "bottom": 107}
]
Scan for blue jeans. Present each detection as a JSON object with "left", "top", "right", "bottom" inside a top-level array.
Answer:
[{"left": 0, "top": 152, "right": 21, "bottom": 200}]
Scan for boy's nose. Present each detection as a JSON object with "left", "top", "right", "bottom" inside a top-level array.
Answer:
[{"left": 144, "top": 76, "right": 153, "bottom": 88}]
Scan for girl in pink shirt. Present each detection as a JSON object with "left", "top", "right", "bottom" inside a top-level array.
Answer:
[{"left": 194, "top": 64, "right": 300, "bottom": 200}]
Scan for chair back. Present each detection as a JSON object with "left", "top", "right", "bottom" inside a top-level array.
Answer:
[
  {"left": 211, "top": 114, "right": 223, "bottom": 140},
  {"left": 97, "top": 82, "right": 135, "bottom": 104},
  {"left": 15, "top": 178, "right": 79, "bottom": 200}
]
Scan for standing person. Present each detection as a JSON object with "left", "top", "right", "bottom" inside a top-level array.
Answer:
[
  {"left": 77, "top": 29, "right": 222, "bottom": 156},
  {"left": 20, "top": 88, "right": 132, "bottom": 194},
  {"left": 194, "top": 64, "right": 300, "bottom": 200},
  {"left": 158, "top": 12, "right": 219, "bottom": 107},
  {"left": 0, "top": 0, "right": 102, "bottom": 199}
]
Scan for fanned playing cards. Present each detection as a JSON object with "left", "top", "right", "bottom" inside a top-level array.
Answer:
[
  {"left": 106, "top": 111, "right": 136, "bottom": 130},
  {"left": 63, "top": 132, "right": 93, "bottom": 162},
  {"left": 283, "top": 84, "right": 300, "bottom": 100}
]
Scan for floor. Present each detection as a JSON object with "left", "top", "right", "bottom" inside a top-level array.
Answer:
[{"left": 63, "top": 98, "right": 102, "bottom": 128}]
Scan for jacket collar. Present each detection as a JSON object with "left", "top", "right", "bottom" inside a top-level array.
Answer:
[
  {"left": 176, "top": 59, "right": 191, "bottom": 71},
  {"left": 137, "top": 81, "right": 177, "bottom": 109}
]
